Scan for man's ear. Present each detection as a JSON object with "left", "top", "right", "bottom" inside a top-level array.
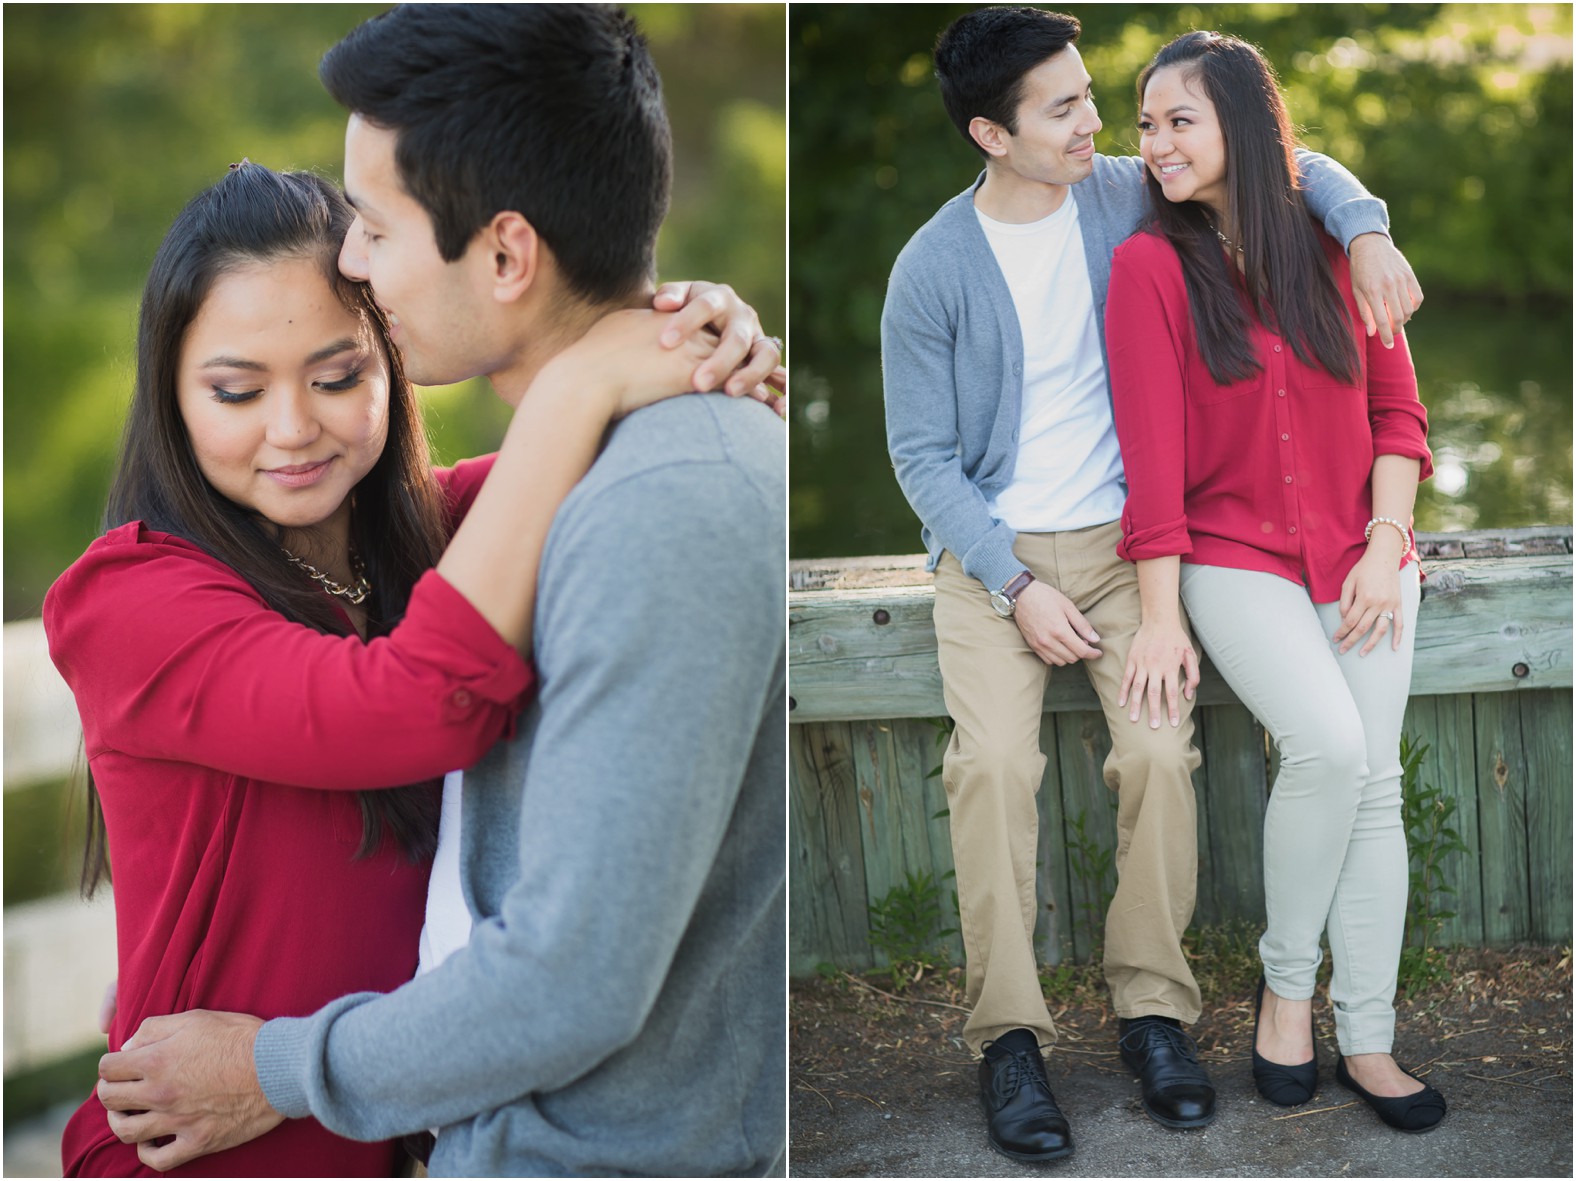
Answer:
[
  {"left": 969, "top": 116, "right": 1011, "bottom": 160},
  {"left": 481, "top": 211, "right": 540, "bottom": 304}
]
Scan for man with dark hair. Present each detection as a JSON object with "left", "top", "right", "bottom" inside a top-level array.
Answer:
[
  {"left": 882, "top": 5, "right": 1421, "bottom": 1161},
  {"left": 93, "top": 6, "right": 786, "bottom": 1176}
]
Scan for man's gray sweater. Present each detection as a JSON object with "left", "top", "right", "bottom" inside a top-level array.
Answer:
[
  {"left": 254, "top": 395, "right": 787, "bottom": 1177},
  {"left": 881, "top": 153, "right": 1389, "bottom": 598}
]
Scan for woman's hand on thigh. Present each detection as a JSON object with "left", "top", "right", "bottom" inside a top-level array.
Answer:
[
  {"left": 1334, "top": 551, "right": 1404, "bottom": 656},
  {"left": 1119, "top": 617, "right": 1199, "bottom": 728}
]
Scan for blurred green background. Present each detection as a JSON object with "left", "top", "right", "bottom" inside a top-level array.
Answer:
[
  {"left": 789, "top": 3, "right": 1572, "bottom": 560},
  {"left": 4, "top": 2, "right": 787, "bottom": 622}
]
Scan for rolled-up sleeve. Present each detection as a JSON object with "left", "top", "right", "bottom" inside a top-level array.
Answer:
[
  {"left": 1106, "top": 237, "right": 1194, "bottom": 562},
  {"left": 1364, "top": 328, "right": 1433, "bottom": 481}
]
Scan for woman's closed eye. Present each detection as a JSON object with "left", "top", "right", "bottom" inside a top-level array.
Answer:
[{"left": 318, "top": 367, "right": 365, "bottom": 393}]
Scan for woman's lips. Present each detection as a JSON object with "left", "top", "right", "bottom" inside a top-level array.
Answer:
[{"left": 264, "top": 458, "right": 335, "bottom": 488}]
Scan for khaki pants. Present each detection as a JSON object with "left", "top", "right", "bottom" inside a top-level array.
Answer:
[{"left": 931, "top": 522, "right": 1203, "bottom": 1055}]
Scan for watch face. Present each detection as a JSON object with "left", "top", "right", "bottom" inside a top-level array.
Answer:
[{"left": 990, "top": 592, "right": 1014, "bottom": 618}]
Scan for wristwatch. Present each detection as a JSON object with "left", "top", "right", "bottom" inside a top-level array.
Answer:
[{"left": 990, "top": 571, "right": 1035, "bottom": 618}]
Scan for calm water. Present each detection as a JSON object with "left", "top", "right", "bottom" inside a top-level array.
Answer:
[{"left": 789, "top": 300, "right": 1573, "bottom": 559}]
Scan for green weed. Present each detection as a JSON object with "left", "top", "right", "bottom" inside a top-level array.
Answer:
[
  {"left": 867, "top": 869, "right": 958, "bottom": 989},
  {"left": 1397, "top": 734, "right": 1470, "bottom": 997}
]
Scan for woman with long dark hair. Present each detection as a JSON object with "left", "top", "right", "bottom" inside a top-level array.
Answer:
[
  {"left": 1106, "top": 33, "right": 1443, "bottom": 1132},
  {"left": 46, "top": 161, "right": 766, "bottom": 1175}
]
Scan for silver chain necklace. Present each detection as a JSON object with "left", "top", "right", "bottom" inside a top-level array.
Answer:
[{"left": 280, "top": 546, "right": 371, "bottom": 605}]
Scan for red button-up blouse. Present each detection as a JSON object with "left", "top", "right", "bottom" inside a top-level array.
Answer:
[
  {"left": 1107, "top": 227, "right": 1432, "bottom": 603},
  {"left": 47, "top": 456, "right": 533, "bottom": 1177}
]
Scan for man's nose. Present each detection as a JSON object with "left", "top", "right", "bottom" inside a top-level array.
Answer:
[{"left": 339, "top": 219, "right": 370, "bottom": 282}]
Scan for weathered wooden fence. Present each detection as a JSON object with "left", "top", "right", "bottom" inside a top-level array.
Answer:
[{"left": 788, "top": 528, "right": 1573, "bottom": 976}]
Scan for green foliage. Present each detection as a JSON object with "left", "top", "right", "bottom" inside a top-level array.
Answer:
[
  {"left": 923, "top": 715, "right": 955, "bottom": 786},
  {"left": 1181, "top": 917, "right": 1264, "bottom": 1000},
  {"left": 1065, "top": 806, "right": 1119, "bottom": 958},
  {"left": 1037, "top": 959, "right": 1104, "bottom": 1005},
  {"left": 1397, "top": 733, "right": 1472, "bottom": 996},
  {"left": 3, "top": 4, "right": 784, "bottom": 619},
  {"left": 866, "top": 869, "right": 958, "bottom": 988}
]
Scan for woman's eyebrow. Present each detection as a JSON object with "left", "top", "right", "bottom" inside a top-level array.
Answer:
[
  {"left": 304, "top": 337, "right": 362, "bottom": 365},
  {"left": 197, "top": 338, "right": 361, "bottom": 371},
  {"left": 196, "top": 354, "right": 266, "bottom": 371}
]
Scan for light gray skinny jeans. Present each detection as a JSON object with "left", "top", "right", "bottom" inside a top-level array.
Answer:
[{"left": 1180, "top": 561, "right": 1422, "bottom": 1054}]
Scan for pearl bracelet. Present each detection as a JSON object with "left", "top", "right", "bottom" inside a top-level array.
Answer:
[{"left": 1365, "top": 516, "right": 1411, "bottom": 550}]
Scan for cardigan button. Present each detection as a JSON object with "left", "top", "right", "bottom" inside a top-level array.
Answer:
[{"left": 451, "top": 689, "right": 474, "bottom": 709}]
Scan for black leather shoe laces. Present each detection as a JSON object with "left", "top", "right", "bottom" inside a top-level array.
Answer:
[
  {"left": 984, "top": 1040, "right": 1055, "bottom": 1108},
  {"left": 1118, "top": 1019, "right": 1201, "bottom": 1069}
]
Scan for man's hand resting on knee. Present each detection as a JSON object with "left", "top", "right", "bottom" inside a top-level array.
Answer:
[
  {"left": 97, "top": 1010, "right": 280, "bottom": 1172},
  {"left": 1012, "top": 581, "right": 1102, "bottom": 666}
]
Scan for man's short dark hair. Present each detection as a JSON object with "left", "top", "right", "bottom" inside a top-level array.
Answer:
[
  {"left": 934, "top": 7, "right": 1082, "bottom": 158},
  {"left": 321, "top": 4, "right": 672, "bottom": 304}
]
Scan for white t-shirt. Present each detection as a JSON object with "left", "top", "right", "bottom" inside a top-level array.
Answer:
[
  {"left": 415, "top": 769, "right": 472, "bottom": 976},
  {"left": 976, "top": 198, "right": 1127, "bottom": 539}
]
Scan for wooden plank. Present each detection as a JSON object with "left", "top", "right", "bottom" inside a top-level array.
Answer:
[
  {"left": 1401, "top": 695, "right": 1484, "bottom": 947},
  {"left": 788, "top": 552, "right": 1572, "bottom": 722},
  {"left": 1190, "top": 709, "right": 1219, "bottom": 928},
  {"left": 1523, "top": 690, "right": 1574, "bottom": 942},
  {"left": 1472, "top": 693, "right": 1532, "bottom": 944},
  {"left": 1201, "top": 704, "right": 1269, "bottom": 926},
  {"left": 787, "top": 529, "right": 1571, "bottom": 589},
  {"left": 1052, "top": 711, "right": 1119, "bottom": 963},
  {"left": 788, "top": 722, "right": 871, "bottom": 973},
  {"left": 1033, "top": 715, "right": 1072, "bottom": 966},
  {"left": 850, "top": 719, "right": 935, "bottom": 969},
  {"left": 914, "top": 720, "right": 966, "bottom": 966},
  {"left": 3, "top": 619, "right": 83, "bottom": 791},
  {"left": 3, "top": 893, "right": 117, "bottom": 1073}
]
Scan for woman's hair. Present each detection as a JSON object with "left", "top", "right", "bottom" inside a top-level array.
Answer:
[
  {"left": 1136, "top": 31, "right": 1360, "bottom": 387},
  {"left": 83, "top": 162, "right": 448, "bottom": 896}
]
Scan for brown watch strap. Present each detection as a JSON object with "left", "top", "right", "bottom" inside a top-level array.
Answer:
[{"left": 1002, "top": 571, "right": 1034, "bottom": 602}]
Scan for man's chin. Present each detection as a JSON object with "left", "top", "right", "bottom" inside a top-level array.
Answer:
[{"left": 1062, "top": 156, "right": 1097, "bottom": 184}]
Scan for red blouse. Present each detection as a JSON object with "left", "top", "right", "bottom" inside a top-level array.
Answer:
[
  {"left": 1107, "top": 227, "right": 1433, "bottom": 602},
  {"left": 47, "top": 457, "right": 530, "bottom": 1177}
]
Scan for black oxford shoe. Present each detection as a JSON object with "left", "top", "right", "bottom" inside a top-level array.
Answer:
[
  {"left": 978, "top": 1028, "right": 1074, "bottom": 1162},
  {"left": 1117, "top": 1016, "right": 1217, "bottom": 1129}
]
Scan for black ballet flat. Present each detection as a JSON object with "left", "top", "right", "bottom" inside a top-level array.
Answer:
[
  {"left": 1251, "top": 976, "right": 1318, "bottom": 1106},
  {"left": 1335, "top": 1055, "right": 1447, "bottom": 1133}
]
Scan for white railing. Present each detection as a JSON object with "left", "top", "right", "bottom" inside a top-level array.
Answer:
[{"left": 4, "top": 619, "right": 116, "bottom": 1075}]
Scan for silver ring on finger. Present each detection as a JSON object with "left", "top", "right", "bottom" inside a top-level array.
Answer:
[
  {"left": 1380, "top": 611, "right": 1394, "bottom": 621},
  {"left": 755, "top": 334, "right": 783, "bottom": 354}
]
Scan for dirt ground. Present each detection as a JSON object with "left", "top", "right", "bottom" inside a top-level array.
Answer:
[{"left": 790, "top": 946, "right": 1572, "bottom": 1178}]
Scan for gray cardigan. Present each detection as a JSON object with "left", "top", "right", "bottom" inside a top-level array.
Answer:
[
  {"left": 254, "top": 395, "right": 787, "bottom": 1177},
  {"left": 880, "top": 152, "right": 1390, "bottom": 597}
]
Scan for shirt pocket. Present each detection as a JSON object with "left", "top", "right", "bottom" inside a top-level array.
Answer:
[{"left": 1186, "top": 371, "right": 1261, "bottom": 406}]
